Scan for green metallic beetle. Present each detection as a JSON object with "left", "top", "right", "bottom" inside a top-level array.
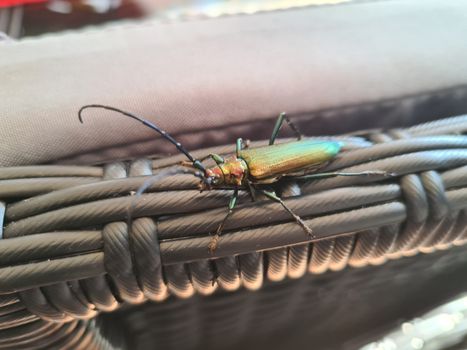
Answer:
[{"left": 79, "top": 105, "right": 386, "bottom": 252}]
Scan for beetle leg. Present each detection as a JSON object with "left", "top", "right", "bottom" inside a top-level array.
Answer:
[
  {"left": 269, "top": 112, "right": 303, "bottom": 145},
  {"left": 236, "top": 137, "right": 250, "bottom": 153},
  {"left": 294, "top": 170, "right": 394, "bottom": 181},
  {"left": 236, "top": 138, "right": 243, "bottom": 157},
  {"left": 245, "top": 179, "right": 257, "bottom": 202},
  {"left": 209, "top": 153, "right": 225, "bottom": 165},
  {"left": 208, "top": 188, "right": 239, "bottom": 253},
  {"left": 259, "top": 189, "right": 314, "bottom": 237},
  {"left": 191, "top": 153, "right": 225, "bottom": 164}
]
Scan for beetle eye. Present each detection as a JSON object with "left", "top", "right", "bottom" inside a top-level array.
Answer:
[
  {"left": 203, "top": 176, "right": 216, "bottom": 186},
  {"left": 205, "top": 167, "right": 223, "bottom": 185}
]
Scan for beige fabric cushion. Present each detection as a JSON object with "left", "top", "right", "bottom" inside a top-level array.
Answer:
[{"left": 1, "top": 0, "right": 467, "bottom": 166}]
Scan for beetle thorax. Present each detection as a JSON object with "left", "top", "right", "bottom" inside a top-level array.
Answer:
[{"left": 205, "top": 156, "right": 248, "bottom": 186}]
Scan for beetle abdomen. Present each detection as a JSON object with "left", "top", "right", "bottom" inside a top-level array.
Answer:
[{"left": 238, "top": 140, "right": 341, "bottom": 180}]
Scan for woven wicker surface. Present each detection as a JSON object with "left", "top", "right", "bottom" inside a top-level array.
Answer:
[
  {"left": 0, "top": 115, "right": 466, "bottom": 348},
  {"left": 110, "top": 245, "right": 467, "bottom": 350}
]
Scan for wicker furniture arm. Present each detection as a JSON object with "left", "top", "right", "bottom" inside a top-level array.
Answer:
[{"left": 0, "top": 115, "right": 466, "bottom": 348}]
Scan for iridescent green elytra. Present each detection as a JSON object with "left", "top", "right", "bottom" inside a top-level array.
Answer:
[
  {"left": 205, "top": 139, "right": 341, "bottom": 186},
  {"left": 78, "top": 106, "right": 387, "bottom": 253},
  {"left": 239, "top": 139, "right": 341, "bottom": 181}
]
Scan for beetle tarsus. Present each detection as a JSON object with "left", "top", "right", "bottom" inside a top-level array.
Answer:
[
  {"left": 293, "top": 214, "right": 314, "bottom": 238},
  {"left": 208, "top": 234, "right": 220, "bottom": 253}
]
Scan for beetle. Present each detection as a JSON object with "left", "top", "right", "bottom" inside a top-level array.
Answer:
[{"left": 79, "top": 105, "right": 388, "bottom": 252}]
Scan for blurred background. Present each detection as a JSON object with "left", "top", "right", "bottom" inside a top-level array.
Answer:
[
  {"left": 361, "top": 294, "right": 467, "bottom": 350},
  {"left": 0, "top": 0, "right": 349, "bottom": 38}
]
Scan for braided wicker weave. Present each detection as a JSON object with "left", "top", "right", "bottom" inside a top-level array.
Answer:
[{"left": 0, "top": 115, "right": 466, "bottom": 349}]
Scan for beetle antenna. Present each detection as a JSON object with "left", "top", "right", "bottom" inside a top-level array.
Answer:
[
  {"left": 78, "top": 104, "right": 207, "bottom": 175},
  {"left": 127, "top": 167, "right": 196, "bottom": 229}
]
